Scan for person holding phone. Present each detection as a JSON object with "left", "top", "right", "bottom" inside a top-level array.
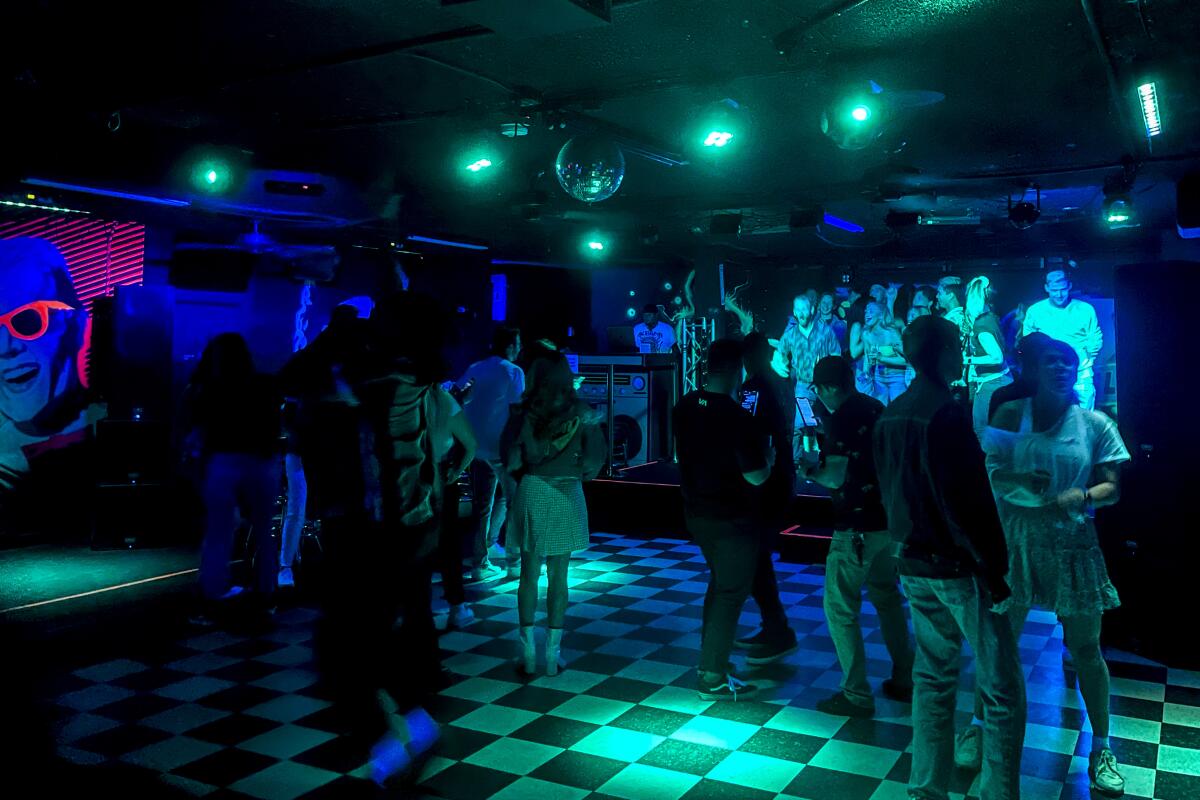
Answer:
[
  {"left": 774, "top": 294, "right": 841, "bottom": 463},
  {"left": 802, "top": 356, "right": 913, "bottom": 717},
  {"left": 981, "top": 337, "right": 1130, "bottom": 796}
]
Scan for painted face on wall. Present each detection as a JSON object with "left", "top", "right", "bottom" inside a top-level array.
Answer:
[{"left": 0, "top": 239, "right": 84, "bottom": 426}]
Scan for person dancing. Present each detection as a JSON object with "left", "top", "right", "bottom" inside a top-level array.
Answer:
[
  {"left": 503, "top": 354, "right": 606, "bottom": 676},
  {"left": 983, "top": 338, "right": 1130, "bottom": 796}
]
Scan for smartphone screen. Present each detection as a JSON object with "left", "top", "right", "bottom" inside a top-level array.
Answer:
[
  {"left": 795, "top": 397, "right": 819, "bottom": 427},
  {"left": 740, "top": 389, "right": 760, "bottom": 415}
]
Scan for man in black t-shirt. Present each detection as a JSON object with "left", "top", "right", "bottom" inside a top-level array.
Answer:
[
  {"left": 730, "top": 334, "right": 798, "bottom": 666},
  {"left": 802, "top": 356, "right": 914, "bottom": 718},
  {"left": 674, "top": 339, "right": 772, "bottom": 701}
]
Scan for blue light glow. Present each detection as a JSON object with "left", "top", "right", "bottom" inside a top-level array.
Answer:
[
  {"left": 822, "top": 212, "right": 865, "bottom": 233},
  {"left": 24, "top": 178, "right": 191, "bottom": 208},
  {"left": 491, "top": 274, "right": 508, "bottom": 322},
  {"left": 406, "top": 235, "right": 488, "bottom": 251}
]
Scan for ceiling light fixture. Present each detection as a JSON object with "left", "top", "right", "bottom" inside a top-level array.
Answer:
[
  {"left": 1008, "top": 185, "right": 1041, "bottom": 230},
  {"left": 466, "top": 158, "right": 493, "bottom": 172},
  {"left": 703, "top": 130, "right": 734, "bottom": 147},
  {"left": 1137, "top": 82, "right": 1162, "bottom": 138}
]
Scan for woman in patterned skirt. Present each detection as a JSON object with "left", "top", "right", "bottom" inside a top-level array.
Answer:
[
  {"left": 502, "top": 354, "right": 606, "bottom": 676},
  {"left": 983, "top": 337, "right": 1130, "bottom": 797}
]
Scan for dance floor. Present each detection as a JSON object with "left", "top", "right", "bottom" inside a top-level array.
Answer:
[{"left": 35, "top": 533, "right": 1200, "bottom": 799}]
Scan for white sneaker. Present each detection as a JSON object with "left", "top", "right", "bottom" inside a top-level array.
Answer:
[
  {"left": 277, "top": 567, "right": 295, "bottom": 588},
  {"left": 470, "top": 563, "right": 503, "bottom": 583},
  {"left": 448, "top": 603, "right": 475, "bottom": 628},
  {"left": 1089, "top": 748, "right": 1125, "bottom": 796},
  {"left": 954, "top": 724, "right": 983, "bottom": 771}
]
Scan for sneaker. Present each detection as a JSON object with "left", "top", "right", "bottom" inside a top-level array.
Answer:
[
  {"left": 881, "top": 678, "right": 913, "bottom": 703},
  {"left": 1089, "top": 748, "right": 1125, "bottom": 796},
  {"left": 698, "top": 674, "right": 759, "bottom": 701},
  {"left": 734, "top": 629, "right": 774, "bottom": 651},
  {"left": 218, "top": 585, "right": 245, "bottom": 601},
  {"left": 277, "top": 567, "right": 295, "bottom": 588},
  {"left": 954, "top": 724, "right": 983, "bottom": 771},
  {"left": 470, "top": 563, "right": 503, "bottom": 583},
  {"left": 745, "top": 632, "right": 799, "bottom": 665},
  {"left": 816, "top": 692, "right": 875, "bottom": 718},
  {"left": 369, "top": 731, "right": 412, "bottom": 788},
  {"left": 448, "top": 603, "right": 475, "bottom": 628}
]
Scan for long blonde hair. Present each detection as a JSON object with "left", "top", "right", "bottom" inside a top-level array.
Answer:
[{"left": 965, "top": 276, "right": 994, "bottom": 321}]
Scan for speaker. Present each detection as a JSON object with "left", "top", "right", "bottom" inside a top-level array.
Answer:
[
  {"left": 1104, "top": 260, "right": 1200, "bottom": 667},
  {"left": 169, "top": 248, "right": 255, "bottom": 292},
  {"left": 1178, "top": 172, "right": 1200, "bottom": 239}
]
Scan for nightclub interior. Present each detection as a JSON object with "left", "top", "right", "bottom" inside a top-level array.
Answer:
[{"left": 3, "top": 2, "right": 1200, "bottom": 799}]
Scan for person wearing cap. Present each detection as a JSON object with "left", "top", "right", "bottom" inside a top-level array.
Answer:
[
  {"left": 1021, "top": 269, "right": 1103, "bottom": 410},
  {"left": 802, "top": 355, "right": 913, "bottom": 717},
  {"left": 0, "top": 238, "right": 92, "bottom": 499},
  {"left": 633, "top": 304, "right": 676, "bottom": 354}
]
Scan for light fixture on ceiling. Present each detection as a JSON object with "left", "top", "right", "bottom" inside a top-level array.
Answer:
[
  {"left": 465, "top": 158, "right": 493, "bottom": 172},
  {"left": 1008, "top": 185, "right": 1041, "bottom": 230},
  {"left": 822, "top": 82, "right": 886, "bottom": 151},
  {"left": 581, "top": 232, "right": 610, "bottom": 258},
  {"left": 1102, "top": 156, "right": 1139, "bottom": 228},
  {"left": 1137, "top": 82, "right": 1162, "bottom": 138},
  {"left": 689, "top": 99, "right": 747, "bottom": 155}
]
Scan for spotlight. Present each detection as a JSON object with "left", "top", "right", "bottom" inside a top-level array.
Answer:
[
  {"left": 628, "top": 289, "right": 636, "bottom": 296},
  {"left": 663, "top": 282, "right": 673, "bottom": 291},
  {"left": 466, "top": 158, "right": 493, "bottom": 172},
  {"left": 626, "top": 307, "right": 637, "bottom": 319},
  {"left": 190, "top": 157, "right": 235, "bottom": 193},
  {"left": 581, "top": 232, "right": 610, "bottom": 258},
  {"left": 689, "top": 98, "right": 747, "bottom": 155},
  {"left": 1102, "top": 157, "right": 1139, "bottom": 228},
  {"left": 1008, "top": 185, "right": 1041, "bottom": 230},
  {"left": 822, "top": 83, "right": 886, "bottom": 151}
]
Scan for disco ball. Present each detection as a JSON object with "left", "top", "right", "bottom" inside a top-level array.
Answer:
[{"left": 554, "top": 135, "right": 625, "bottom": 203}]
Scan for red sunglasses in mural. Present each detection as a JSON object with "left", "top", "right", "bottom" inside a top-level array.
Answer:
[{"left": 0, "top": 300, "right": 74, "bottom": 341}]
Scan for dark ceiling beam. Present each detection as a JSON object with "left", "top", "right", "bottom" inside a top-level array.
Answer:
[
  {"left": 1079, "top": 0, "right": 1139, "bottom": 154},
  {"left": 773, "top": 0, "right": 874, "bottom": 60}
]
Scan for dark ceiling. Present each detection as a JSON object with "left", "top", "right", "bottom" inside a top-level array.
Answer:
[{"left": 5, "top": 0, "right": 1200, "bottom": 262}]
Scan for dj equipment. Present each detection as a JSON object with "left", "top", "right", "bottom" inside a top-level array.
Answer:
[{"left": 577, "top": 355, "right": 676, "bottom": 468}]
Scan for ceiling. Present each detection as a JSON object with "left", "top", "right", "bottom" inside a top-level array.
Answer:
[{"left": 4, "top": 0, "right": 1200, "bottom": 262}]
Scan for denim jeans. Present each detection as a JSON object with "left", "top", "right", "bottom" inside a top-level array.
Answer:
[
  {"left": 901, "top": 575, "right": 1026, "bottom": 800},
  {"left": 470, "top": 459, "right": 519, "bottom": 568},
  {"left": 872, "top": 367, "right": 909, "bottom": 405},
  {"left": 752, "top": 529, "right": 792, "bottom": 640},
  {"left": 823, "top": 531, "right": 914, "bottom": 706},
  {"left": 280, "top": 453, "right": 307, "bottom": 569},
  {"left": 970, "top": 373, "right": 1013, "bottom": 440},
  {"left": 791, "top": 384, "right": 820, "bottom": 466},
  {"left": 200, "top": 453, "right": 281, "bottom": 600},
  {"left": 687, "top": 514, "right": 759, "bottom": 675}
]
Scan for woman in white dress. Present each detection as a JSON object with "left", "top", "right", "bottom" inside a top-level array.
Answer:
[{"left": 983, "top": 338, "right": 1130, "bottom": 797}]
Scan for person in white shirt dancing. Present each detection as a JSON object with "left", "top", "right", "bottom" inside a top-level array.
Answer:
[
  {"left": 633, "top": 304, "right": 676, "bottom": 354},
  {"left": 457, "top": 328, "right": 525, "bottom": 582},
  {"left": 1021, "top": 269, "right": 1103, "bottom": 410}
]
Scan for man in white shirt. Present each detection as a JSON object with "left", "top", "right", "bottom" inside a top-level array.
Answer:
[
  {"left": 633, "top": 305, "right": 676, "bottom": 354},
  {"left": 1022, "top": 269, "right": 1103, "bottom": 410},
  {"left": 457, "top": 328, "right": 525, "bottom": 580}
]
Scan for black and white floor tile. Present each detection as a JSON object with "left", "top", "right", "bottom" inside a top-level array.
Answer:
[{"left": 42, "top": 533, "right": 1200, "bottom": 799}]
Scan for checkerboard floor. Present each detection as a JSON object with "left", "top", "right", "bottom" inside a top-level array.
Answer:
[{"left": 41, "top": 533, "right": 1200, "bottom": 799}]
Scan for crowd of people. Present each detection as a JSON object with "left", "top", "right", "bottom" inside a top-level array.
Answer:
[{"left": 178, "top": 267, "right": 1126, "bottom": 798}]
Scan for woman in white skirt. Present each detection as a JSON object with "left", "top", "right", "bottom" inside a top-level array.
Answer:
[
  {"left": 502, "top": 354, "right": 606, "bottom": 676},
  {"left": 983, "top": 337, "right": 1130, "bottom": 797}
]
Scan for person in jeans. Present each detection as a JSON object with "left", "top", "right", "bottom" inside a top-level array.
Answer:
[
  {"left": 802, "top": 356, "right": 913, "bottom": 717},
  {"left": 774, "top": 294, "right": 842, "bottom": 462},
  {"left": 182, "top": 333, "right": 282, "bottom": 621},
  {"left": 457, "top": 327, "right": 525, "bottom": 580},
  {"left": 983, "top": 338, "right": 1130, "bottom": 796},
  {"left": 732, "top": 333, "right": 798, "bottom": 665},
  {"left": 675, "top": 339, "right": 773, "bottom": 701},
  {"left": 862, "top": 301, "right": 908, "bottom": 405},
  {"left": 873, "top": 315, "right": 1025, "bottom": 800}
]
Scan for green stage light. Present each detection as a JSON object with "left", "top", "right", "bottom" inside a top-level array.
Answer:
[
  {"left": 589, "top": 240, "right": 606, "bottom": 251},
  {"left": 190, "top": 158, "right": 234, "bottom": 193},
  {"left": 466, "top": 158, "right": 493, "bottom": 172},
  {"left": 703, "top": 130, "right": 734, "bottom": 147},
  {"left": 851, "top": 105, "right": 872, "bottom": 122}
]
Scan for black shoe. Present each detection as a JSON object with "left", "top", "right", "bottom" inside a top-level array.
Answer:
[
  {"left": 881, "top": 678, "right": 913, "bottom": 703},
  {"left": 816, "top": 692, "right": 875, "bottom": 718},
  {"left": 698, "top": 674, "right": 759, "bottom": 702},
  {"left": 745, "top": 632, "right": 799, "bottom": 665},
  {"left": 733, "top": 629, "right": 772, "bottom": 650}
]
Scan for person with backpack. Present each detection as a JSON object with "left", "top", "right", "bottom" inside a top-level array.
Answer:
[
  {"left": 502, "top": 353, "right": 606, "bottom": 676},
  {"left": 305, "top": 292, "right": 460, "bottom": 788}
]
